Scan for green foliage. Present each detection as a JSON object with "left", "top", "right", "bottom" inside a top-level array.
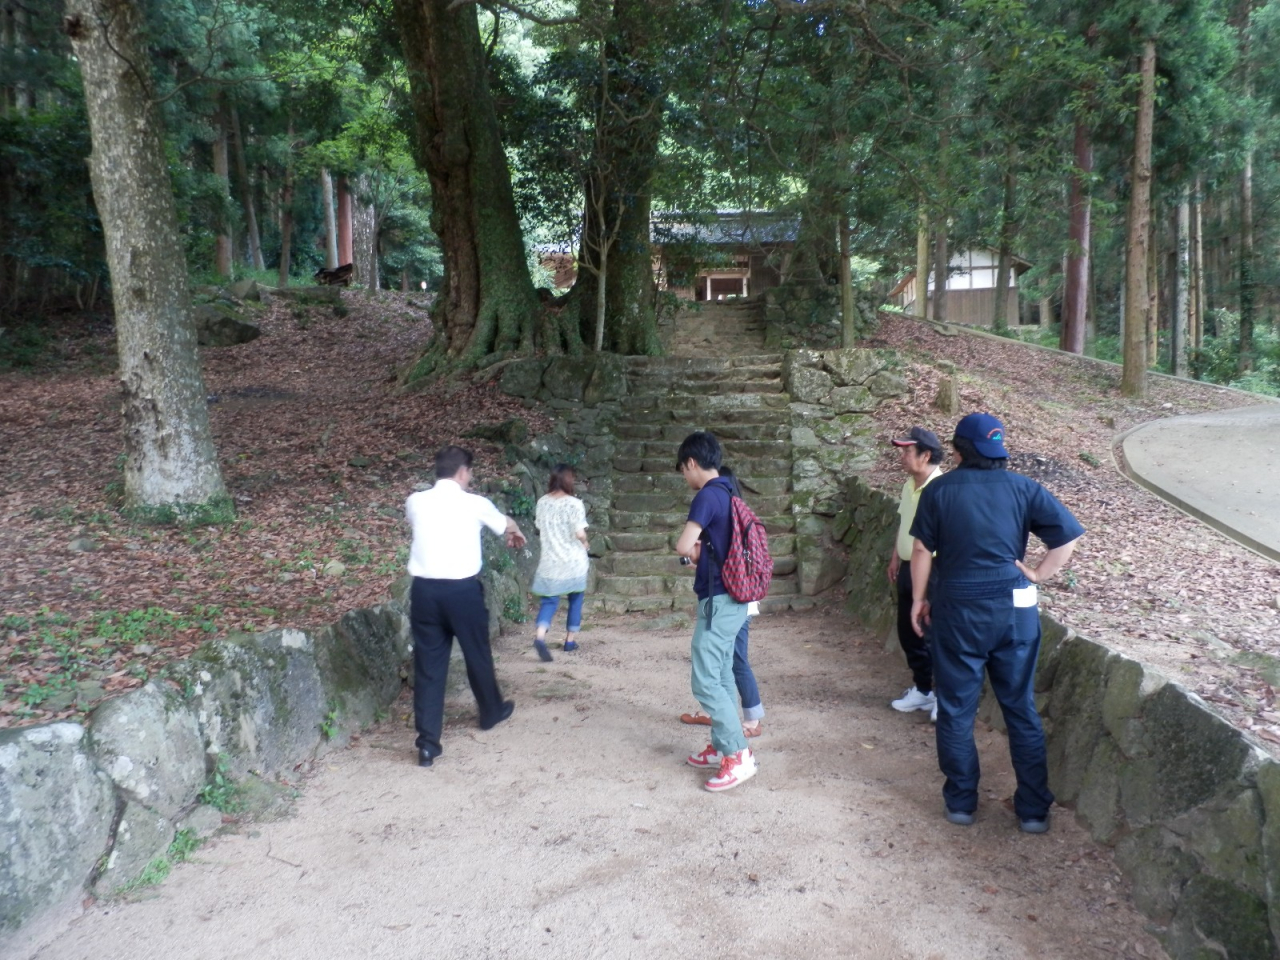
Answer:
[
  {"left": 499, "top": 485, "right": 536, "bottom": 520},
  {"left": 123, "top": 495, "right": 237, "bottom": 528},
  {"left": 1078, "top": 451, "right": 1101, "bottom": 467},
  {"left": 502, "top": 596, "right": 529, "bottom": 623},
  {"left": 198, "top": 755, "right": 245, "bottom": 814},
  {"left": 168, "top": 828, "right": 204, "bottom": 863},
  {"left": 320, "top": 700, "right": 340, "bottom": 740},
  {"left": 0, "top": 325, "right": 54, "bottom": 370}
]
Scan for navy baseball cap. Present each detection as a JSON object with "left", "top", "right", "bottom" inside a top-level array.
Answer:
[
  {"left": 954, "top": 412, "right": 1009, "bottom": 459},
  {"left": 891, "top": 426, "right": 942, "bottom": 455}
]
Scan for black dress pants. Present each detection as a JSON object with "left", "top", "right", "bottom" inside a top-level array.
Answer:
[
  {"left": 896, "top": 561, "right": 933, "bottom": 694},
  {"left": 411, "top": 576, "right": 504, "bottom": 755}
]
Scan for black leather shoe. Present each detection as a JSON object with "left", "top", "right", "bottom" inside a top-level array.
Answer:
[
  {"left": 480, "top": 700, "right": 515, "bottom": 731},
  {"left": 418, "top": 748, "right": 440, "bottom": 768}
]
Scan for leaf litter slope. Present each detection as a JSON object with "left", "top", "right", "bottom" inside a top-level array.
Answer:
[
  {"left": 865, "top": 314, "right": 1280, "bottom": 751},
  {"left": 0, "top": 291, "right": 550, "bottom": 729}
]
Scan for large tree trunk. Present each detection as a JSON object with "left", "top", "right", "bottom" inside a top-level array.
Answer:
[
  {"left": 393, "top": 0, "right": 548, "bottom": 376},
  {"left": 915, "top": 205, "right": 929, "bottom": 318},
  {"left": 230, "top": 104, "right": 264, "bottom": 272},
  {"left": 575, "top": 1, "right": 665, "bottom": 356},
  {"left": 63, "top": 0, "right": 230, "bottom": 516},
  {"left": 1121, "top": 38, "right": 1156, "bottom": 398},
  {"left": 1240, "top": 144, "right": 1255, "bottom": 372},
  {"left": 320, "top": 168, "right": 338, "bottom": 269},
  {"left": 992, "top": 142, "right": 1017, "bottom": 333},
  {"left": 1240, "top": 1, "right": 1255, "bottom": 371},
  {"left": 840, "top": 211, "right": 855, "bottom": 345},
  {"left": 932, "top": 216, "right": 949, "bottom": 325},
  {"left": 1173, "top": 186, "right": 1190, "bottom": 376},
  {"left": 932, "top": 125, "right": 950, "bottom": 324},
  {"left": 1192, "top": 178, "right": 1205, "bottom": 351},
  {"left": 277, "top": 123, "right": 295, "bottom": 288},
  {"left": 278, "top": 168, "right": 294, "bottom": 288},
  {"left": 336, "top": 175, "right": 354, "bottom": 270},
  {"left": 1061, "top": 119, "right": 1092, "bottom": 353},
  {"left": 212, "top": 106, "right": 233, "bottom": 277}
]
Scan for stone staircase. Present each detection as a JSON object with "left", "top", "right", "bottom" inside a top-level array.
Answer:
[
  {"left": 591, "top": 353, "right": 803, "bottom": 615},
  {"left": 669, "top": 300, "right": 766, "bottom": 356}
]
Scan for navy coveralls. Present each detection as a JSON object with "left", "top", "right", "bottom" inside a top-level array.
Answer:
[{"left": 910, "top": 467, "right": 1084, "bottom": 821}]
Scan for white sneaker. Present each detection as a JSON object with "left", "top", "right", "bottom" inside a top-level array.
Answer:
[
  {"left": 930, "top": 701, "right": 938, "bottom": 723},
  {"left": 687, "top": 744, "right": 723, "bottom": 768},
  {"left": 705, "top": 748, "right": 757, "bottom": 792},
  {"left": 891, "top": 686, "right": 936, "bottom": 713}
]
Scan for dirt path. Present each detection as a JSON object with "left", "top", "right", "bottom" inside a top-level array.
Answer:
[{"left": 31, "top": 607, "right": 1166, "bottom": 960}]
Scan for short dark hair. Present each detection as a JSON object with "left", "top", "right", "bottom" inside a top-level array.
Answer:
[
  {"left": 924, "top": 446, "right": 944, "bottom": 466},
  {"left": 435, "top": 445, "right": 473, "bottom": 479},
  {"left": 547, "top": 463, "right": 576, "bottom": 495},
  {"left": 952, "top": 436, "right": 1005, "bottom": 470},
  {"left": 675, "top": 431, "right": 722, "bottom": 472}
]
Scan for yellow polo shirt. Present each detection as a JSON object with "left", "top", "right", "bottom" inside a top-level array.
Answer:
[{"left": 896, "top": 467, "right": 942, "bottom": 561}]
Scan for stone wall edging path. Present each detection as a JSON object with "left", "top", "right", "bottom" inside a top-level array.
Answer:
[{"left": 0, "top": 591, "right": 415, "bottom": 956}]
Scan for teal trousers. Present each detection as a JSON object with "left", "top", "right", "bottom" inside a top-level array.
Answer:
[{"left": 691, "top": 594, "right": 749, "bottom": 756}]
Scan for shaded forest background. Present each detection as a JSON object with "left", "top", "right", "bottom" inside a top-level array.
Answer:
[{"left": 4, "top": 0, "right": 1280, "bottom": 393}]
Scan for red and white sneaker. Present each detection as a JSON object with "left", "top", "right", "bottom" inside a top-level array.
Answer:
[
  {"left": 705, "top": 748, "right": 757, "bottom": 792},
  {"left": 687, "top": 744, "right": 722, "bottom": 768}
]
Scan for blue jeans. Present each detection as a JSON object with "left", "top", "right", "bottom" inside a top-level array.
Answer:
[
  {"left": 734, "top": 617, "right": 764, "bottom": 722},
  {"left": 536, "top": 592, "right": 584, "bottom": 633},
  {"left": 931, "top": 587, "right": 1053, "bottom": 821}
]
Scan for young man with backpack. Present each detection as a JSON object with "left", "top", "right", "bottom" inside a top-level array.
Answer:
[{"left": 674, "top": 432, "right": 768, "bottom": 792}]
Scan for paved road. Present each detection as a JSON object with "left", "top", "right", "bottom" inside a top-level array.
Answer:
[{"left": 1119, "top": 403, "right": 1280, "bottom": 562}]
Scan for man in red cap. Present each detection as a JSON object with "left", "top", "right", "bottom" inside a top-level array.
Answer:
[{"left": 887, "top": 427, "right": 944, "bottom": 721}]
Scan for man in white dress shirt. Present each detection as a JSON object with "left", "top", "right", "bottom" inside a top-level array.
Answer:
[{"left": 406, "top": 446, "right": 527, "bottom": 767}]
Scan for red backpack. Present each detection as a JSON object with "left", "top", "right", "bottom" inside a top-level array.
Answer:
[{"left": 705, "top": 486, "right": 773, "bottom": 604}]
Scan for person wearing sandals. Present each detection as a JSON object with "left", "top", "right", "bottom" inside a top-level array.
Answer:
[
  {"left": 531, "top": 464, "right": 590, "bottom": 662},
  {"left": 679, "top": 467, "right": 766, "bottom": 739}
]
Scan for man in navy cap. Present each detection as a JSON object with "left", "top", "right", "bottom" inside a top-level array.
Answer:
[
  {"left": 908, "top": 413, "right": 1084, "bottom": 833},
  {"left": 887, "top": 427, "right": 945, "bottom": 721}
]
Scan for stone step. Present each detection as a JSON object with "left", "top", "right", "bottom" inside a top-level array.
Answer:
[
  {"left": 607, "top": 531, "right": 797, "bottom": 554},
  {"left": 614, "top": 422, "right": 791, "bottom": 442},
  {"left": 657, "top": 379, "right": 784, "bottom": 396},
  {"left": 625, "top": 354, "right": 783, "bottom": 371},
  {"left": 612, "top": 456, "right": 793, "bottom": 477},
  {"left": 627, "top": 364, "right": 780, "bottom": 384},
  {"left": 615, "top": 407, "right": 792, "bottom": 428},
  {"left": 594, "top": 573, "right": 799, "bottom": 600},
  {"left": 609, "top": 510, "right": 796, "bottom": 533},
  {"left": 594, "top": 575, "right": 694, "bottom": 597},
  {"left": 615, "top": 439, "right": 792, "bottom": 461},
  {"left": 612, "top": 474, "right": 792, "bottom": 496},
  {"left": 585, "top": 586, "right": 813, "bottom": 616},
  {"left": 610, "top": 491, "right": 794, "bottom": 516},
  {"left": 625, "top": 393, "right": 791, "bottom": 412},
  {"left": 604, "top": 553, "right": 799, "bottom": 578}
]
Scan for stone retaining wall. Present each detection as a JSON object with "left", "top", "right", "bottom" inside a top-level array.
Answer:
[
  {"left": 0, "top": 593, "right": 413, "bottom": 955},
  {"left": 763, "top": 283, "right": 878, "bottom": 351},
  {"left": 840, "top": 477, "right": 1280, "bottom": 960},
  {"left": 783, "top": 350, "right": 908, "bottom": 597}
]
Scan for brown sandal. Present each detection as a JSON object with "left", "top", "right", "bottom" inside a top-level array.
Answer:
[
  {"left": 743, "top": 722, "right": 763, "bottom": 738},
  {"left": 679, "top": 712, "right": 712, "bottom": 726}
]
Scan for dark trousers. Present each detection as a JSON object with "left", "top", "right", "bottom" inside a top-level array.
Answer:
[
  {"left": 896, "top": 562, "right": 933, "bottom": 694},
  {"left": 410, "top": 576, "right": 504, "bottom": 756},
  {"left": 931, "top": 586, "right": 1053, "bottom": 821}
]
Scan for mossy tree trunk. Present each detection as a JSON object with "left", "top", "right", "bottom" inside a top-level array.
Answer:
[
  {"left": 395, "top": 0, "right": 567, "bottom": 379},
  {"left": 63, "top": 0, "right": 230, "bottom": 518},
  {"left": 572, "top": 0, "right": 664, "bottom": 356}
]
